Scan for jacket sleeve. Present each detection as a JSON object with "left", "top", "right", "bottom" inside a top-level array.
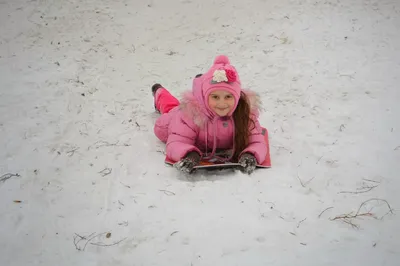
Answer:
[
  {"left": 166, "top": 112, "right": 202, "bottom": 162},
  {"left": 240, "top": 117, "right": 268, "bottom": 164}
]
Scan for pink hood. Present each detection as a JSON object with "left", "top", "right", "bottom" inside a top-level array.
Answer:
[
  {"left": 179, "top": 83, "right": 262, "bottom": 161},
  {"left": 192, "top": 55, "right": 243, "bottom": 118}
]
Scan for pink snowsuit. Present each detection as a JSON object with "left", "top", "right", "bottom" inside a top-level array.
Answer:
[{"left": 153, "top": 79, "right": 268, "bottom": 164}]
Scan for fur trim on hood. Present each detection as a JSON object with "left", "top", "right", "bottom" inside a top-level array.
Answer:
[{"left": 179, "top": 89, "right": 262, "bottom": 128}]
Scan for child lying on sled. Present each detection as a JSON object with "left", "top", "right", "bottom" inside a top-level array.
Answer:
[{"left": 152, "top": 55, "right": 268, "bottom": 174}]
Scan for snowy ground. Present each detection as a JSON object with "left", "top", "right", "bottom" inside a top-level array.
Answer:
[{"left": 1, "top": 0, "right": 400, "bottom": 265}]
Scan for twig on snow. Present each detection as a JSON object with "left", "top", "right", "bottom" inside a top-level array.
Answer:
[
  {"left": 338, "top": 184, "right": 380, "bottom": 194},
  {"left": 73, "top": 232, "right": 96, "bottom": 251},
  {"left": 159, "top": 189, "right": 175, "bottom": 196},
  {"left": 88, "top": 140, "right": 130, "bottom": 150},
  {"left": 296, "top": 173, "right": 315, "bottom": 187},
  {"left": 74, "top": 231, "right": 126, "bottom": 249},
  {"left": 297, "top": 218, "right": 307, "bottom": 228},
  {"left": 330, "top": 198, "right": 394, "bottom": 228},
  {"left": 339, "top": 73, "right": 355, "bottom": 79},
  {"left": 318, "top": 207, "right": 334, "bottom": 218},
  {"left": 82, "top": 232, "right": 108, "bottom": 251},
  {"left": 332, "top": 212, "right": 374, "bottom": 221},
  {"left": 156, "top": 149, "right": 166, "bottom": 155},
  {"left": 66, "top": 147, "right": 79, "bottom": 157},
  {"left": 90, "top": 237, "right": 127, "bottom": 247},
  {"left": 99, "top": 168, "right": 112, "bottom": 177},
  {"left": 170, "top": 231, "right": 179, "bottom": 236},
  {"left": 89, "top": 140, "right": 118, "bottom": 150},
  {"left": 362, "top": 178, "right": 380, "bottom": 183},
  {"left": 166, "top": 51, "right": 177, "bottom": 56},
  {"left": 296, "top": 173, "right": 305, "bottom": 187},
  {"left": 364, "top": 198, "right": 394, "bottom": 220},
  {"left": 73, "top": 234, "right": 83, "bottom": 250},
  {"left": 331, "top": 211, "right": 373, "bottom": 228},
  {"left": 120, "top": 182, "right": 131, "bottom": 188},
  {"left": 0, "top": 173, "right": 20, "bottom": 183},
  {"left": 272, "top": 145, "right": 291, "bottom": 152}
]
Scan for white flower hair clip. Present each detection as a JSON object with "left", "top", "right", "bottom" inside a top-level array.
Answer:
[
  {"left": 211, "top": 68, "right": 237, "bottom": 84},
  {"left": 212, "top": 70, "right": 228, "bottom": 83}
]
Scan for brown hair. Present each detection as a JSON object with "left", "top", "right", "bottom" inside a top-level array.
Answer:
[{"left": 232, "top": 92, "right": 255, "bottom": 161}]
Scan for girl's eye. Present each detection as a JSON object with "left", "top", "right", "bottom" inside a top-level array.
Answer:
[
  {"left": 212, "top": 95, "right": 219, "bottom": 100},
  {"left": 225, "top": 95, "right": 233, "bottom": 99}
]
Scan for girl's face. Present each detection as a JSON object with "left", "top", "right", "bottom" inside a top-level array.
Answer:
[{"left": 208, "top": 90, "right": 235, "bottom": 117}]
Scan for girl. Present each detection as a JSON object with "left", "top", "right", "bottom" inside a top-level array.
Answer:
[{"left": 152, "top": 55, "right": 268, "bottom": 174}]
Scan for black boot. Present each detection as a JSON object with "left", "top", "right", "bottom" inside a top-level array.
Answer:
[
  {"left": 151, "top": 83, "right": 163, "bottom": 113},
  {"left": 152, "top": 83, "right": 163, "bottom": 96}
]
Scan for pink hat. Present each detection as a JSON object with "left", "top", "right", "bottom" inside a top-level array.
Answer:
[{"left": 201, "top": 55, "right": 242, "bottom": 115}]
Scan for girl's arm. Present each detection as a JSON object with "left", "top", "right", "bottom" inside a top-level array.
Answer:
[
  {"left": 240, "top": 119, "right": 268, "bottom": 164},
  {"left": 166, "top": 113, "right": 202, "bottom": 162}
]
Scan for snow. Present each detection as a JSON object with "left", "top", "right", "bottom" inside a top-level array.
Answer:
[{"left": 1, "top": 0, "right": 399, "bottom": 265}]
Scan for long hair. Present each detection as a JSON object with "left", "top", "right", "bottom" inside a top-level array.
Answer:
[{"left": 232, "top": 92, "right": 255, "bottom": 161}]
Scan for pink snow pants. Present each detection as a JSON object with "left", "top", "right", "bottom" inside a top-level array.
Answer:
[{"left": 155, "top": 88, "right": 180, "bottom": 114}]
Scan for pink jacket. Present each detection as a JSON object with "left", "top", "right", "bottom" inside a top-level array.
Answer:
[{"left": 154, "top": 83, "right": 268, "bottom": 164}]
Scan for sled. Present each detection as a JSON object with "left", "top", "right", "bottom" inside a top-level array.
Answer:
[{"left": 165, "top": 127, "right": 271, "bottom": 170}]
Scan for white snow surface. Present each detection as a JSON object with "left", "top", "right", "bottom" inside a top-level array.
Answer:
[{"left": 1, "top": 0, "right": 400, "bottom": 265}]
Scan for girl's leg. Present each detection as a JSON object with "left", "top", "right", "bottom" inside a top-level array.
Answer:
[{"left": 155, "top": 87, "right": 180, "bottom": 114}]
